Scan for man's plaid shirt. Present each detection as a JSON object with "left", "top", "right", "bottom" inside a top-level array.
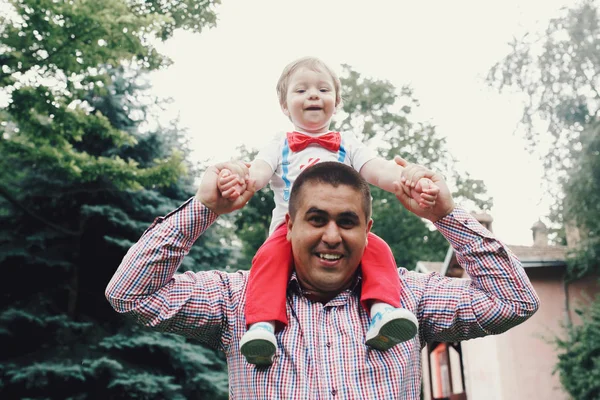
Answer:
[{"left": 106, "top": 197, "right": 539, "bottom": 399}]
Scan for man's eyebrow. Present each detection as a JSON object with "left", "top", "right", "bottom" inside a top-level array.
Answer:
[
  {"left": 305, "top": 208, "right": 359, "bottom": 220},
  {"left": 306, "top": 207, "right": 327, "bottom": 215},
  {"left": 338, "top": 211, "right": 359, "bottom": 220}
]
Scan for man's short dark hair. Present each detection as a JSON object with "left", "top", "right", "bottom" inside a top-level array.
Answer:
[{"left": 289, "top": 162, "right": 372, "bottom": 220}]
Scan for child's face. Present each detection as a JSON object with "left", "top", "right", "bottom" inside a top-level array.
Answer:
[{"left": 282, "top": 67, "right": 337, "bottom": 134}]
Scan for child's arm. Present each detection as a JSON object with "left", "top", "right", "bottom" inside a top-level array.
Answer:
[
  {"left": 218, "top": 159, "right": 274, "bottom": 200},
  {"left": 359, "top": 157, "right": 439, "bottom": 208},
  {"left": 248, "top": 159, "right": 274, "bottom": 191}
]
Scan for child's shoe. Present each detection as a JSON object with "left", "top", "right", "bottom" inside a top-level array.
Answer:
[
  {"left": 366, "top": 306, "right": 418, "bottom": 351},
  {"left": 240, "top": 322, "right": 277, "bottom": 365}
]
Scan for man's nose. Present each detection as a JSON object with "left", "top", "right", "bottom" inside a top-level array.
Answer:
[{"left": 322, "top": 221, "right": 342, "bottom": 246}]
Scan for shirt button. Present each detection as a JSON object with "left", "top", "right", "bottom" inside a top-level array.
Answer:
[
  {"left": 331, "top": 389, "right": 337, "bottom": 396},
  {"left": 326, "top": 342, "right": 331, "bottom": 348}
]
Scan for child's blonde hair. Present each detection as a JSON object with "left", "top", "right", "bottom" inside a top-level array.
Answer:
[{"left": 276, "top": 56, "right": 343, "bottom": 109}]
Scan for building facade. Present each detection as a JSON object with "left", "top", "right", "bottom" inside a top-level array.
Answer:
[{"left": 417, "top": 216, "right": 599, "bottom": 400}]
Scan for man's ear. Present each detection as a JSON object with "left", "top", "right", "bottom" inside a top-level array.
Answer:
[
  {"left": 285, "top": 213, "right": 293, "bottom": 241},
  {"left": 365, "top": 218, "right": 373, "bottom": 244}
]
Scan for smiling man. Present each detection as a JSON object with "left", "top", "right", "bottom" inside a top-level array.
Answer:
[
  {"left": 285, "top": 163, "right": 373, "bottom": 302},
  {"left": 106, "top": 160, "right": 539, "bottom": 400}
]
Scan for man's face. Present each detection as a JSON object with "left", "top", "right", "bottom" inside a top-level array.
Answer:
[{"left": 286, "top": 182, "right": 372, "bottom": 297}]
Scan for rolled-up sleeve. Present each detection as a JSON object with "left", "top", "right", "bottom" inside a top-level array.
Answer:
[
  {"left": 105, "top": 197, "right": 244, "bottom": 350},
  {"left": 415, "top": 208, "right": 540, "bottom": 343}
]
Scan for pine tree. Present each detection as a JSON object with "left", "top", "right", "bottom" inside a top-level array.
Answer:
[
  {"left": 0, "top": 65, "right": 230, "bottom": 399},
  {"left": 1, "top": 0, "right": 230, "bottom": 398}
]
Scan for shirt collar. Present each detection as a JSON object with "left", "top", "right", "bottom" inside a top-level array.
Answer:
[{"left": 288, "top": 272, "right": 362, "bottom": 306}]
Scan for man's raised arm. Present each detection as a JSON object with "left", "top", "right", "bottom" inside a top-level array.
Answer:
[
  {"left": 416, "top": 208, "right": 540, "bottom": 343},
  {"left": 392, "top": 156, "right": 539, "bottom": 342},
  {"left": 105, "top": 161, "right": 255, "bottom": 349}
]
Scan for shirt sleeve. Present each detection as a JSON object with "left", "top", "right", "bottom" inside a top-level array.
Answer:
[
  {"left": 104, "top": 197, "right": 244, "bottom": 351},
  {"left": 413, "top": 208, "right": 540, "bottom": 343},
  {"left": 342, "top": 132, "right": 379, "bottom": 172},
  {"left": 255, "top": 133, "right": 283, "bottom": 172}
]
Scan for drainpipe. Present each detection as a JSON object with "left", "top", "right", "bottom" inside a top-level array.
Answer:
[{"left": 562, "top": 272, "right": 572, "bottom": 326}]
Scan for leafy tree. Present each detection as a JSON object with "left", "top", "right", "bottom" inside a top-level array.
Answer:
[
  {"left": 229, "top": 145, "right": 275, "bottom": 269},
  {"left": 0, "top": 0, "right": 230, "bottom": 398},
  {"left": 0, "top": 64, "right": 230, "bottom": 400},
  {"left": 0, "top": 0, "right": 220, "bottom": 190},
  {"left": 554, "top": 295, "right": 600, "bottom": 400},
  {"left": 488, "top": 0, "right": 600, "bottom": 276},
  {"left": 231, "top": 65, "right": 493, "bottom": 270},
  {"left": 488, "top": 1, "right": 600, "bottom": 397},
  {"left": 334, "top": 66, "right": 492, "bottom": 268}
]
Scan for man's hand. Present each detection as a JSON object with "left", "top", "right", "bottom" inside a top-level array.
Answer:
[
  {"left": 393, "top": 156, "right": 455, "bottom": 222},
  {"left": 196, "top": 161, "right": 256, "bottom": 215}
]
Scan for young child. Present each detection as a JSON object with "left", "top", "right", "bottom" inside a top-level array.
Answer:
[{"left": 218, "top": 56, "right": 439, "bottom": 366}]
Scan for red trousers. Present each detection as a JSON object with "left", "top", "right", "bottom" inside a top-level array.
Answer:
[{"left": 244, "top": 224, "right": 402, "bottom": 328}]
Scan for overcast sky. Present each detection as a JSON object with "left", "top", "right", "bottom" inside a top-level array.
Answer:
[{"left": 147, "top": 0, "right": 571, "bottom": 246}]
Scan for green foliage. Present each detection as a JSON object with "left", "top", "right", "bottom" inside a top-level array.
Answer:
[
  {"left": 229, "top": 145, "right": 275, "bottom": 268},
  {"left": 487, "top": 0, "right": 600, "bottom": 234},
  {"left": 335, "top": 66, "right": 492, "bottom": 267},
  {"left": 0, "top": 77, "right": 231, "bottom": 397},
  {"left": 0, "top": 0, "right": 220, "bottom": 194},
  {"left": 0, "top": 1, "right": 231, "bottom": 397},
  {"left": 369, "top": 188, "right": 449, "bottom": 268},
  {"left": 0, "top": 0, "right": 219, "bottom": 78},
  {"left": 334, "top": 65, "right": 493, "bottom": 213},
  {"left": 100, "top": 330, "right": 228, "bottom": 397},
  {"left": 554, "top": 296, "right": 600, "bottom": 400},
  {"left": 562, "top": 122, "right": 600, "bottom": 279},
  {"left": 489, "top": 0, "right": 600, "bottom": 275},
  {"left": 487, "top": 0, "right": 599, "bottom": 165}
]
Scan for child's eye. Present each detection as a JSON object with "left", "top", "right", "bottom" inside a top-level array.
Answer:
[
  {"left": 296, "top": 89, "right": 306, "bottom": 93},
  {"left": 320, "top": 88, "right": 330, "bottom": 93}
]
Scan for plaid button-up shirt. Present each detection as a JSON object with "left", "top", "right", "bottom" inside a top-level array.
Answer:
[{"left": 106, "top": 197, "right": 539, "bottom": 399}]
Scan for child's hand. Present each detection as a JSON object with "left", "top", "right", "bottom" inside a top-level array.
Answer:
[
  {"left": 394, "top": 178, "right": 438, "bottom": 210},
  {"left": 414, "top": 178, "right": 439, "bottom": 209},
  {"left": 393, "top": 155, "right": 455, "bottom": 222},
  {"left": 218, "top": 168, "right": 246, "bottom": 200}
]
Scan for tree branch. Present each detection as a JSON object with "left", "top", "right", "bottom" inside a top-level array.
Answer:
[
  {"left": 0, "top": 25, "right": 102, "bottom": 80},
  {"left": 0, "top": 185, "right": 80, "bottom": 236}
]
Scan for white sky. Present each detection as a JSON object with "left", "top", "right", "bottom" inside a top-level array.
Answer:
[{"left": 147, "top": 0, "right": 571, "bottom": 246}]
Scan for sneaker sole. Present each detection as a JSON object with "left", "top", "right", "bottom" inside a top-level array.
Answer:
[
  {"left": 240, "top": 339, "right": 276, "bottom": 366},
  {"left": 366, "top": 319, "right": 418, "bottom": 351}
]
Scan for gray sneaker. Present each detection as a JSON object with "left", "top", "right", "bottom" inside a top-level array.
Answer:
[
  {"left": 240, "top": 322, "right": 277, "bottom": 365},
  {"left": 365, "top": 307, "right": 418, "bottom": 351}
]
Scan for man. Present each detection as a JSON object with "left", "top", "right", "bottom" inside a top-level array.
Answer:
[{"left": 106, "top": 159, "right": 539, "bottom": 399}]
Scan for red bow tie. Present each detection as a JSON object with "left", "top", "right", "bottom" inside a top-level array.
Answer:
[{"left": 286, "top": 131, "right": 341, "bottom": 152}]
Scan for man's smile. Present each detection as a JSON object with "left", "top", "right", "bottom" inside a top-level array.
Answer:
[{"left": 317, "top": 253, "right": 343, "bottom": 261}]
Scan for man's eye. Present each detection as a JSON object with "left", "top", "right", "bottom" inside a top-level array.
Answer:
[
  {"left": 309, "top": 216, "right": 325, "bottom": 224},
  {"left": 338, "top": 219, "right": 356, "bottom": 228}
]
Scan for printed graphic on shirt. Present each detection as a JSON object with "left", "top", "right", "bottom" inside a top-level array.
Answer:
[{"left": 300, "top": 157, "right": 320, "bottom": 170}]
